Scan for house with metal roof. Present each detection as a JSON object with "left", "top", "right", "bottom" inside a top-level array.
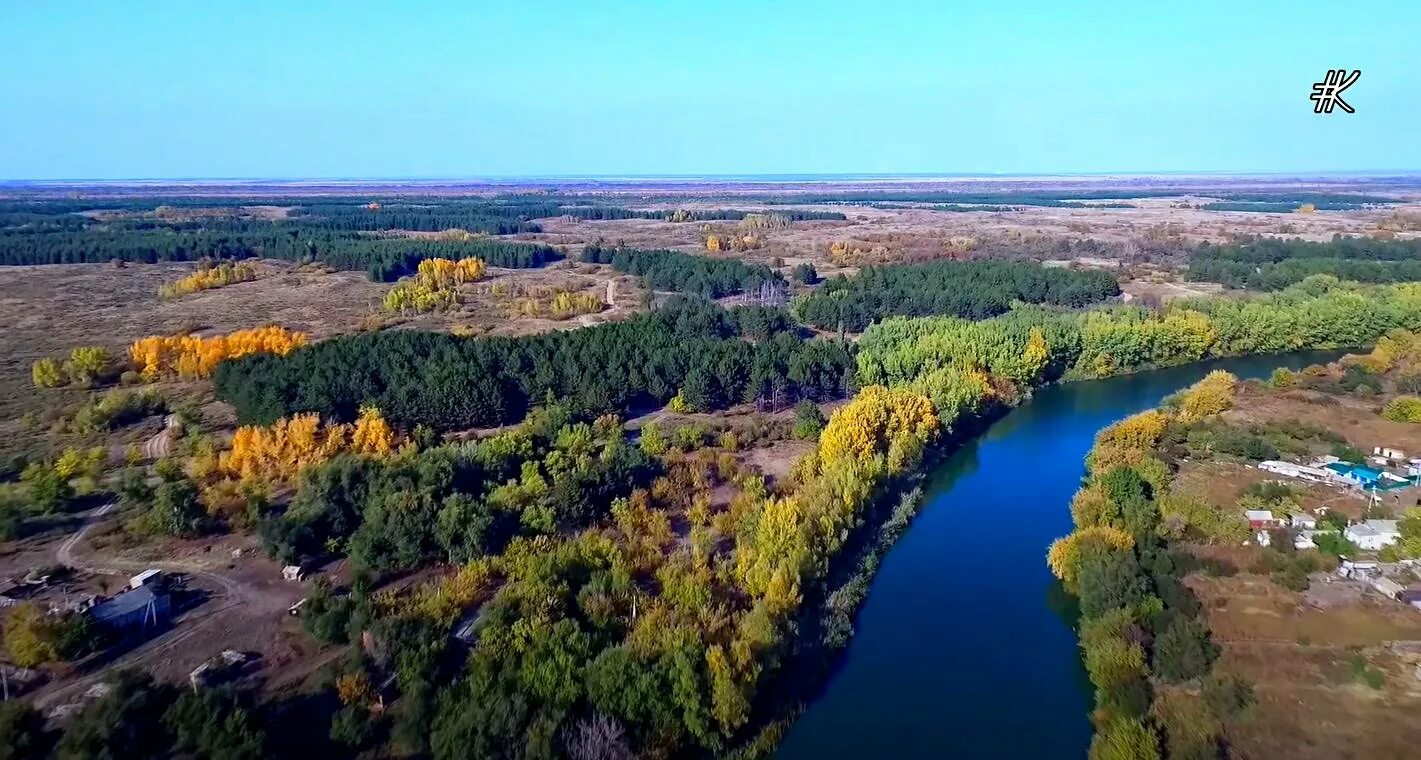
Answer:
[
  {"left": 1324, "top": 462, "right": 1386, "bottom": 488},
  {"left": 90, "top": 586, "right": 170, "bottom": 631}
]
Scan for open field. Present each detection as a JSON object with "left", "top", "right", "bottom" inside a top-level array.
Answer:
[{"left": 1189, "top": 568, "right": 1421, "bottom": 760}]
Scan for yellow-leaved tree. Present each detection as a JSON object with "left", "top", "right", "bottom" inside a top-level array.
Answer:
[
  {"left": 130, "top": 326, "right": 307, "bottom": 381},
  {"left": 1046, "top": 526, "right": 1135, "bottom": 585},
  {"left": 1177, "top": 370, "right": 1238, "bottom": 422},
  {"left": 819, "top": 385, "right": 939, "bottom": 474}
]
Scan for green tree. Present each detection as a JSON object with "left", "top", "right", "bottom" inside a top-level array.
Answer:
[
  {"left": 1076, "top": 548, "right": 1150, "bottom": 619},
  {"left": 792, "top": 400, "right": 826, "bottom": 440},
  {"left": 0, "top": 701, "right": 51, "bottom": 760},
  {"left": 1153, "top": 616, "right": 1217, "bottom": 682},
  {"left": 55, "top": 670, "right": 177, "bottom": 760},
  {"left": 329, "top": 705, "right": 375, "bottom": 749},
  {"left": 1089, "top": 717, "right": 1160, "bottom": 760},
  {"left": 144, "top": 480, "right": 206, "bottom": 537},
  {"left": 2, "top": 603, "right": 61, "bottom": 667},
  {"left": 21, "top": 463, "right": 72, "bottom": 514},
  {"left": 163, "top": 689, "right": 265, "bottom": 760}
]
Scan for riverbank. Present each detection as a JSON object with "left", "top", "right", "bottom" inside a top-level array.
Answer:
[{"left": 777, "top": 350, "right": 1346, "bottom": 758}]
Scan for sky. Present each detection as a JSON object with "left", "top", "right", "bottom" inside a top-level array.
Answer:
[{"left": 2, "top": 1, "right": 1419, "bottom": 179}]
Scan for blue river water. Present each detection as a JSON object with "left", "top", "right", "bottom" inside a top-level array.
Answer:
[{"left": 777, "top": 350, "right": 1344, "bottom": 759}]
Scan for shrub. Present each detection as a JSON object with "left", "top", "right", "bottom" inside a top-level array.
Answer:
[{"left": 1382, "top": 395, "right": 1421, "bottom": 423}]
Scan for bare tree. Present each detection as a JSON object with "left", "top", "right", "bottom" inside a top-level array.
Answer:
[{"left": 564, "top": 714, "right": 635, "bottom": 760}]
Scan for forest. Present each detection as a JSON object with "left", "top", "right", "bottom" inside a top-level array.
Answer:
[
  {"left": 580, "top": 243, "right": 783, "bottom": 298},
  {"left": 794, "top": 259, "right": 1121, "bottom": 331},
  {"left": 856, "top": 276, "right": 1421, "bottom": 391},
  {"left": 1188, "top": 237, "right": 1421, "bottom": 290},
  {"left": 0, "top": 225, "right": 563, "bottom": 279},
  {"left": 213, "top": 297, "right": 850, "bottom": 430}
]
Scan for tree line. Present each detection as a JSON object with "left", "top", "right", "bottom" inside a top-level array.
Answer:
[
  {"left": 1046, "top": 374, "right": 1251, "bottom": 759},
  {"left": 857, "top": 276, "right": 1421, "bottom": 393},
  {"left": 581, "top": 243, "right": 783, "bottom": 298},
  {"left": 0, "top": 226, "right": 562, "bottom": 280},
  {"left": 213, "top": 297, "right": 851, "bottom": 430},
  {"left": 1188, "top": 236, "right": 1421, "bottom": 290},
  {"left": 795, "top": 259, "right": 1121, "bottom": 331}
]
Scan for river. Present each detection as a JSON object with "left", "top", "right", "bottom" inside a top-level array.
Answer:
[{"left": 777, "top": 350, "right": 1345, "bottom": 759}]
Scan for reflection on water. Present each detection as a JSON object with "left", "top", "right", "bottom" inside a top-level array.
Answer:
[{"left": 777, "top": 351, "right": 1345, "bottom": 759}]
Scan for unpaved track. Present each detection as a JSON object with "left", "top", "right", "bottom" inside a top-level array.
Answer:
[
  {"left": 140, "top": 414, "right": 178, "bottom": 460},
  {"left": 34, "top": 502, "right": 270, "bottom": 709}
]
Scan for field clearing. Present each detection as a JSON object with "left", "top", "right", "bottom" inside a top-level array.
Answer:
[
  {"left": 1189, "top": 569, "right": 1421, "bottom": 759},
  {"left": 1173, "top": 460, "right": 1369, "bottom": 519}
]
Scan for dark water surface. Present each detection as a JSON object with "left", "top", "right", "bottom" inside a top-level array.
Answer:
[{"left": 777, "top": 350, "right": 1344, "bottom": 760}]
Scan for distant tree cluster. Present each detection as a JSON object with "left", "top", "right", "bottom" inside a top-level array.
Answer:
[
  {"left": 214, "top": 298, "right": 851, "bottom": 430},
  {"left": 795, "top": 260, "right": 1120, "bottom": 331},
  {"left": 1189, "top": 236, "right": 1421, "bottom": 290},
  {"left": 580, "top": 243, "right": 783, "bottom": 298}
]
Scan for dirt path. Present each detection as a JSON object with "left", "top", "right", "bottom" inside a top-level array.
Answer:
[
  {"left": 34, "top": 504, "right": 281, "bottom": 709},
  {"left": 140, "top": 414, "right": 178, "bottom": 460}
]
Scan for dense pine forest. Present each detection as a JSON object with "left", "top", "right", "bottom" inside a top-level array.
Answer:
[
  {"left": 794, "top": 259, "right": 1121, "bottom": 331},
  {"left": 1188, "top": 237, "right": 1421, "bottom": 290},
  {"left": 0, "top": 197, "right": 841, "bottom": 273},
  {"left": 214, "top": 298, "right": 850, "bottom": 429},
  {"left": 580, "top": 243, "right": 783, "bottom": 298}
]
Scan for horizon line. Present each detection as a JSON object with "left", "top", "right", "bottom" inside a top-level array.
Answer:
[{"left": 5, "top": 169, "right": 1421, "bottom": 185}]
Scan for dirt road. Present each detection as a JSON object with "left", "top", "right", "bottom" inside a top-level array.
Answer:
[
  {"left": 34, "top": 503, "right": 295, "bottom": 709},
  {"left": 140, "top": 414, "right": 178, "bottom": 460}
]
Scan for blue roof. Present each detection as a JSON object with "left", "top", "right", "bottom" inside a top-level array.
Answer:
[
  {"left": 91, "top": 587, "right": 168, "bottom": 624},
  {"left": 1325, "top": 463, "right": 1384, "bottom": 481}
]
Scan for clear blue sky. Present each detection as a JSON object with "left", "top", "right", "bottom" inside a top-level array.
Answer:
[{"left": 3, "top": 1, "right": 1418, "bottom": 179}]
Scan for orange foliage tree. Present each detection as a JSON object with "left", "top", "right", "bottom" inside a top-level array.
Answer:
[{"left": 130, "top": 326, "right": 307, "bottom": 381}]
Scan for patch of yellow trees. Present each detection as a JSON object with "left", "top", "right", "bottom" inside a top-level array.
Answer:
[
  {"left": 158, "top": 261, "right": 259, "bottom": 298},
  {"left": 129, "top": 326, "right": 307, "bottom": 381},
  {"left": 211, "top": 406, "right": 401, "bottom": 483},
  {"left": 383, "top": 257, "right": 486, "bottom": 313}
]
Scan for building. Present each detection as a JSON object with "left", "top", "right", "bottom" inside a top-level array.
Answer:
[
  {"left": 1398, "top": 588, "right": 1421, "bottom": 609},
  {"left": 1245, "top": 510, "right": 1281, "bottom": 530},
  {"left": 1325, "top": 462, "right": 1386, "bottom": 488},
  {"left": 1291, "top": 513, "right": 1318, "bottom": 530},
  {"left": 90, "top": 586, "right": 170, "bottom": 632},
  {"left": 129, "top": 569, "right": 163, "bottom": 590},
  {"left": 1344, "top": 520, "right": 1402, "bottom": 551},
  {"left": 1374, "top": 446, "right": 1406, "bottom": 461},
  {"left": 1372, "top": 577, "right": 1405, "bottom": 599},
  {"left": 1258, "top": 461, "right": 1335, "bottom": 484}
]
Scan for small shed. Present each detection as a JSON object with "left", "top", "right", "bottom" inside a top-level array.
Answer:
[
  {"left": 129, "top": 569, "right": 163, "bottom": 590},
  {"left": 282, "top": 565, "right": 306, "bottom": 582},
  {"left": 1372, "top": 577, "right": 1405, "bottom": 600},
  {"left": 1245, "top": 510, "right": 1279, "bottom": 529},
  {"left": 1398, "top": 588, "right": 1421, "bottom": 609}
]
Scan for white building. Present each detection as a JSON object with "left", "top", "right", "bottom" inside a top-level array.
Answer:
[
  {"left": 1372, "top": 577, "right": 1405, "bottom": 599},
  {"left": 1374, "top": 446, "right": 1406, "bottom": 461},
  {"left": 1257, "top": 461, "right": 1335, "bottom": 484},
  {"left": 1345, "top": 520, "right": 1402, "bottom": 551},
  {"left": 1291, "top": 513, "right": 1318, "bottom": 530}
]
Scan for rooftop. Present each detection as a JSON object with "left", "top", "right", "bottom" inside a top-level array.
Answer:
[{"left": 91, "top": 586, "right": 166, "bottom": 623}]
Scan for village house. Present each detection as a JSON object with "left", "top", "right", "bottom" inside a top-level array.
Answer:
[
  {"left": 1345, "top": 519, "right": 1402, "bottom": 551},
  {"left": 1245, "top": 510, "right": 1283, "bottom": 530}
]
